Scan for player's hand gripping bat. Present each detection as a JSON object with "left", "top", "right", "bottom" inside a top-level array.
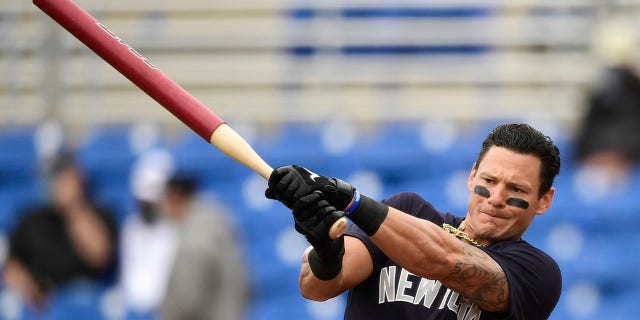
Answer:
[{"left": 33, "top": 0, "right": 348, "bottom": 239}]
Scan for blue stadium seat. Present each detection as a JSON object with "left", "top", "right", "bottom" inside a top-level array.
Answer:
[
  {"left": 556, "top": 283, "right": 638, "bottom": 320},
  {"left": 242, "top": 238, "right": 301, "bottom": 298},
  {"left": 352, "top": 121, "right": 489, "bottom": 186},
  {"left": 170, "top": 130, "right": 245, "bottom": 188},
  {"left": 0, "top": 183, "right": 44, "bottom": 233},
  {"left": 123, "top": 309, "right": 157, "bottom": 320},
  {"left": 245, "top": 293, "right": 311, "bottom": 320},
  {"left": 0, "top": 127, "right": 39, "bottom": 189},
  {"left": 352, "top": 122, "right": 435, "bottom": 184},
  {"left": 246, "top": 292, "right": 345, "bottom": 320},
  {"left": 253, "top": 122, "right": 343, "bottom": 176},
  {"left": 551, "top": 171, "right": 640, "bottom": 231},
  {"left": 46, "top": 281, "right": 108, "bottom": 320},
  {"left": 91, "top": 183, "right": 135, "bottom": 227},
  {"left": 571, "top": 232, "right": 640, "bottom": 287},
  {"left": 77, "top": 125, "right": 137, "bottom": 189}
]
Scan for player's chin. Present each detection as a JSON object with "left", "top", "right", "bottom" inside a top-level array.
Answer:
[{"left": 476, "top": 214, "right": 512, "bottom": 235}]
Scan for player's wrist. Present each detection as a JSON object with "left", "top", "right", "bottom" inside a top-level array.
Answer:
[
  {"left": 344, "top": 192, "right": 388, "bottom": 236},
  {"left": 307, "top": 238, "right": 344, "bottom": 280}
]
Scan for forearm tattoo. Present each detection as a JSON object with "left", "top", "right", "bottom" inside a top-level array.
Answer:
[{"left": 446, "top": 245, "right": 509, "bottom": 312}]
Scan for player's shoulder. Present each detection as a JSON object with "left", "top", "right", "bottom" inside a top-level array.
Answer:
[
  {"left": 489, "top": 239, "right": 561, "bottom": 276},
  {"left": 486, "top": 239, "right": 562, "bottom": 318},
  {"left": 492, "top": 239, "right": 553, "bottom": 256}
]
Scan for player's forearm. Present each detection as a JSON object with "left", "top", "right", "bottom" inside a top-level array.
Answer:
[
  {"left": 369, "top": 207, "right": 463, "bottom": 280},
  {"left": 299, "top": 248, "right": 346, "bottom": 301}
]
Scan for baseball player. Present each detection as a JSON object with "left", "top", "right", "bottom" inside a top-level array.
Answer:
[{"left": 266, "top": 123, "right": 561, "bottom": 319}]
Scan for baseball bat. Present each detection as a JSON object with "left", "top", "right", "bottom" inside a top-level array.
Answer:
[{"left": 33, "top": 0, "right": 348, "bottom": 239}]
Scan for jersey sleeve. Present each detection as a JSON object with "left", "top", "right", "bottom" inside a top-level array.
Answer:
[{"left": 484, "top": 241, "right": 562, "bottom": 319}]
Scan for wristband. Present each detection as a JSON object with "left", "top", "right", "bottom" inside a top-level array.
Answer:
[
  {"left": 345, "top": 194, "right": 388, "bottom": 236},
  {"left": 344, "top": 190, "right": 361, "bottom": 214},
  {"left": 308, "top": 248, "right": 343, "bottom": 280}
]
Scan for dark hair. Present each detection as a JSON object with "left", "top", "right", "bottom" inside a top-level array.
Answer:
[
  {"left": 46, "top": 150, "right": 93, "bottom": 200},
  {"left": 474, "top": 123, "right": 561, "bottom": 197},
  {"left": 48, "top": 151, "right": 78, "bottom": 177},
  {"left": 166, "top": 174, "right": 199, "bottom": 196}
]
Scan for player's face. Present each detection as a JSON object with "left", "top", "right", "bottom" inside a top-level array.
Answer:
[{"left": 465, "top": 146, "right": 554, "bottom": 243}]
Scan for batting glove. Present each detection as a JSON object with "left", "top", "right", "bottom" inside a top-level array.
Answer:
[
  {"left": 265, "top": 165, "right": 354, "bottom": 210},
  {"left": 292, "top": 191, "right": 345, "bottom": 280},
  {"left": 266, "top": 165, "right": 389, "bottom": 236}
]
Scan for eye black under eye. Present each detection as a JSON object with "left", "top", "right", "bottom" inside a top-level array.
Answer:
[
  {"left": 474, "top": 185, "right": 490, "bottom": 198},
  {"left": 506, "top": 198, "right": 529, "bottom": 209}
]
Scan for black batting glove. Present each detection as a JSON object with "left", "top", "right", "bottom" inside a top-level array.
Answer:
[
  {"left": 265, "top": 165, "right": 354, "bottom": 211},
  {"left": 266, "top": 165, "right": 390, "bottom": 236},
  {"left": 292, "top": 191, "right": 345, "bottom": 280},
  {"left": 293, "top": 191, "right": 345, "bottom": 242}
]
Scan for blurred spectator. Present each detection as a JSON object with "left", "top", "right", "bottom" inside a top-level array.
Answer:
[
  {"left": 119, "top": 149, "right": 178, "bottom": 317},
  {"left": 2, "top": 152, "right": 118, "bottom": 309},
  {"left": 574, "top": 17, "right": 640, "bottom": 186},
  {"left": 159, "top": 175, "right": 248, "bottom": 320},
  {"left": 119, "top": 149, "right": 249, "bottom": 319}
]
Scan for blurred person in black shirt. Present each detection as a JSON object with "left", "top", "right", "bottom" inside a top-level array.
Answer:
[{"left": 2, "top": 152, "right": 118, "bottom": 309}]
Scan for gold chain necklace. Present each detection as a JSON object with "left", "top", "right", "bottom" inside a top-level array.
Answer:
[{"left": 442, "top": 220, "right": 487, "bottom": 247}]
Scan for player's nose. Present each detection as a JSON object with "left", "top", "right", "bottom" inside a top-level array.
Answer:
[{"left": 486, "top": 186, "right": 507, "bottom": 208}]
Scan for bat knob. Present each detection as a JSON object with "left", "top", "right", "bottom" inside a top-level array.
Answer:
[{"left": 329, "top": 217, "right": 348, "bottom": 239}]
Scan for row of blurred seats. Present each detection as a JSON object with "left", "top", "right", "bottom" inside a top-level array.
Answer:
[{"left": 1, "top": 120, "right": 639, "bottom": 319}]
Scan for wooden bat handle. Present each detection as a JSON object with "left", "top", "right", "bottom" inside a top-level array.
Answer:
[{"left": 209, "top": 124, "right": 273, "bottom": 179}]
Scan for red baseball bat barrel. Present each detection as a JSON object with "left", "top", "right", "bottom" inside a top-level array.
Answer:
[
  {"left": 32, "top": 0, "right": 347, "bottom": 239},
  {"left": 33, "top": 0, "right": 221, "bottom": 141}
]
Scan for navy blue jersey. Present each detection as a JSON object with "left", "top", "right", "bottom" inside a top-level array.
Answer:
[{"left": 343, "top": 192, "right": 561, "bottom": 320}]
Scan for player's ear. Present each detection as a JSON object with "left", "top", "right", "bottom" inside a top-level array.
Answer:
[{"left": 536, "top": 187, "right": 555, "bottom": 215}]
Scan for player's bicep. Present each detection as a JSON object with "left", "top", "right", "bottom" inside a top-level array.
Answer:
[{"left": 444, "top": 244, "right": 510, "bottom": 313}]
